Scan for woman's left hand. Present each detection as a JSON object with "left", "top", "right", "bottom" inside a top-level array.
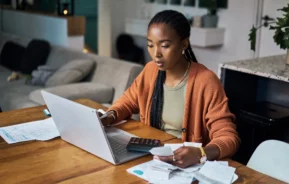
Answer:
[{"left": 154, "top": 146, "right": 202, "bottom": 168}]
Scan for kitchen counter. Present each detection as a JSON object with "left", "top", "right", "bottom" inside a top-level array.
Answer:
[
  {"left": 219, "top": 54, "right": 289, "bottom": 165},
  {"left": 219, "top": 54, "right": 288, "bottom": 82}
]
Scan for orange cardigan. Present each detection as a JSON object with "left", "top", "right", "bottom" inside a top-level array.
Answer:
[{"left": 109, "top": 61, "right": 240, "bottom": 159}]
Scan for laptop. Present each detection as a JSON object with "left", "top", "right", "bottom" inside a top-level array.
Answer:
[{"left": 41, "top": 90, "right": 148, "bottom": 165}]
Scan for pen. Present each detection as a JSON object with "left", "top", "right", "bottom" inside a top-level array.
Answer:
[{"left": 43, "top": 109, "right": 51, "bottom": 117}]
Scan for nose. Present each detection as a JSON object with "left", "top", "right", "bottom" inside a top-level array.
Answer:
[{"left": 154, "top": 47, "right": 162, "bottom": 58}]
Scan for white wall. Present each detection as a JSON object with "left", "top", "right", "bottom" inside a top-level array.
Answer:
[
  {"left": 111, "top": 1, "right": 126, "bottom": 57},
  {"left": 2, "top": 9, "right": 68, "bottom": 46},
  {"left": 129, "top": 0, "right": 258, "bottom": 74},
  {"left": 98, "top": 0, "right": 113, "bottom": 56},
  {"left": 193, "top": 0, "right": 258, "bottom": 74},
  {"left": 0, "top": 9, "right": 84, "bottom": 50},
  {"left": 67, "top": 36, "right": 85, "bottom": 51},
  {"left": 98, "top": 0, "right": 258, "bottom": 74},
  {"left": 98, "top": 0, "right": 126, "bottom": 57}
]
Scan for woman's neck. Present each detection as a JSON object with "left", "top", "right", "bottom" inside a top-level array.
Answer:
[{"left": 165, "top": 57, "right": 189, "bottom": 82}]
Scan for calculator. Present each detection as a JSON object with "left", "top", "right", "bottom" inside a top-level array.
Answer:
[{"left": 126, "top": 137, "right": 161, "bottom": 153}]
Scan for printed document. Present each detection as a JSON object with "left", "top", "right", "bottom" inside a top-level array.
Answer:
[{"left": 0, "top": 118, "right": 59, "bottom": 144}]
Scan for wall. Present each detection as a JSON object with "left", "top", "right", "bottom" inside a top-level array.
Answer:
[
  {"left": 2, "top": 9, "right": 68, "bottom": 46},
  {"left": 0, "top": 9, "right": 85, "bottom": 50},
  {"left": 98, "top": 0, "right": 126, "bottom": 57},
  {"left": 193, "top": 0, "right": 257, "bottom": 74},
  {"left": 99, "top": 0, "right": 258, "bottom": 74},
  {"left": 129, "top": 0, "right": 258, "bottom": 74},
  {"left": 98, "top": 0, "right": 112, "bottom": 57},
  {"left": 75, "top": 0, "right": 98, "bottom": 52}
]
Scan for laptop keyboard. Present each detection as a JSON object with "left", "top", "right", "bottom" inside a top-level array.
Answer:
[{"left": 107, "top": 136, "right": 128, "bottom": 157}]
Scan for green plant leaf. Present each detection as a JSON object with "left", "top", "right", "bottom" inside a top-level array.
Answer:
[
  {"left": 284, "top": 30, "right": 289, "bottom": 48},
  {"left": 277, "top": 17, "right": 286, "bottom": 26},
  {"left": 249, "top": 26, "right": 257, "bottom": 51},
  {"left": 249, "top": 3, "right": 289, "bottom": 50},
  {"left": 269, "top": 25, "right": 278, "bottom": 30},
  {"left": 278, "top": 3, "right": 289, "bottom": 13},
  {"left": 273, "top": 28, "right": 287, "bottom": 49}
]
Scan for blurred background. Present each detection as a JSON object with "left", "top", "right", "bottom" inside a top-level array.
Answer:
[{"left": 0, "top": 0, "right": 287, "bottom": 74}]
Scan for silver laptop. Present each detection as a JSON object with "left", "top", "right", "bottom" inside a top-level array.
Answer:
[{"left": 41, "top": 90, "right": 147, "bottom": 165}]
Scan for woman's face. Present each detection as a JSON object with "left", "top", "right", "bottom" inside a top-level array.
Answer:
[{"left": 147, "top": 23, "right": 187, "bottom": 71}]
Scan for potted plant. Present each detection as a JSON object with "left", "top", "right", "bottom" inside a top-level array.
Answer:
[
  {"left": 249, "top": 3, "right": 289, "bottom": 64},
  {"left": 202, "top": 0, "right": 218, "bottom": 28}
]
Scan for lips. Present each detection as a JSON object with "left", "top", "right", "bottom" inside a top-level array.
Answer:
[{"left": 155, "top": 61, "right": 164, "bottom": 67}]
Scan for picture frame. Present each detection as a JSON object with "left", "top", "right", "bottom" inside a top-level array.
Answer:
[
  {"left": 199, "top": 0, "right": 228, "bottom": 8},
  {"left": 183, "top": 0, "right": 196, "bottom": 7}
]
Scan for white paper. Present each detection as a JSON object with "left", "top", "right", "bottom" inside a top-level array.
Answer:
[
  {"left": 179, "top": 163, "right": 203, "bottom": 173},
  {"left": 127, "top": 159, "right": 238, "bottom": 184},
  {"left": 126, "top": 160, "right": 196, "bottom": 184},
  {"left": 149, "top": 170, "right": 194, "bottom": 184},
  {"left": 183, "top": 142, "right": 202, "bottom": 148},
  {"left": 0, "top": 117, "right": 60, "bottom": 144},
  {"left": 164, "top": 143, "right": 183, "bottom": 152},
  {"left": 164, "top": 142, "right": 202, "bottom": 152},
  {"left": 198, "top": 161, "right": 236, "bottom": 184},
  {"left": 146, "top": 167, "right": 171, "bottom": 180},
  {"left": 127, "top": 160, "right": 154, "bottom": 181},
  {"left": 28, "top": 118, "right": 60, "bottom": 141},
  {"left": 215, "top": 160, "right": 229, "bottom": 166},
  {"left": 151, "top": 159, "right": 179, "bottom": 171},
  {"left": 150, "top": 146, "right": 174, "bottom": 156},
  {"left": 197, "top": 173, "right": 238, "bottom": 184}
]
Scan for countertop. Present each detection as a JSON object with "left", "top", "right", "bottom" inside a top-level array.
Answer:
[{"left": 219, "top": 54, "right": 289, "bottom": 82}]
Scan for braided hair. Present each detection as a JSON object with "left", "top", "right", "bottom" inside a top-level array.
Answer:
[{"left": 149, "top": 10, "right": 198, "bottom": 129}]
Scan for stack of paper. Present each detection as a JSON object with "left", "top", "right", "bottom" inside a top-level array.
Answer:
[
  {"left": 127, "top": 143, "right": 203, "bottom": 184},
  {"left": 127, "top": 143, "right": 238, "bottom": 184},
  {"left": 0, "top": 117, "right": 60, "bottom": 144},
  {"left": 195, "top": 161, "right": 238, "bottom": 184},
  {"left": 127, "top": 159, "right": 201, "bottom": 184},
  {"left": 150, "top": 142, "right": 202, "bottom": 156},
  {"left": 164, "top": 142, "right": 202, "bottom": 151},
  {"left": 127, "top": 159, "right": 238, "bottom": 184}
]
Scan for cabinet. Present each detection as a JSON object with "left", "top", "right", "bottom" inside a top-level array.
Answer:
[{"left": 220, "top": 54, "right": 289, "bottom": 164}]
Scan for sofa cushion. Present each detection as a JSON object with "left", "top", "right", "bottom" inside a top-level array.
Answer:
[
  {"left": 26, "top": 65, "right": 56, "bottom": 86},
  {"left": 20, "top": 39, "right": 51, "bottom": 74},
  {"left": 45, "top": 59, "right": 95, "bottom": 87},
  {"left": 0, "top": 41, "right": 26, "bottom": 71},
  {"left": 29, "top": 82, "right": 114, "bottom": 105},
  {"left": 0, "top": 32, "right": 20, "bottom": 53}
]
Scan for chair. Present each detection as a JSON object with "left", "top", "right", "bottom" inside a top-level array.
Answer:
[{"left": 247, "top": 140, "right": 289, "bottom": 183}]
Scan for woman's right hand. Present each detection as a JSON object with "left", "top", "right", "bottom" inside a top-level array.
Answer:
[{"left": 98, "top": 111, "right": 116, "bottom": 127}]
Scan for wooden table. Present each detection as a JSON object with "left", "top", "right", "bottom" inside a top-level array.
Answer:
[{"left": 0, "top": 99, "right": 285, "bottom": 184}]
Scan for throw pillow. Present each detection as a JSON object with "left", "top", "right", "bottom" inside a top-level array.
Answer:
[
  {"left": 20, "top": 39, "right": 51, "bottom": 74},
  {"left": 45, "top": 59, "right": 95, "bottom": 87},
  {"left": 0, "top": 41, "right": 26, "bottom": 71},
  {"left": 26, "top": 65, "right": 56, "bottom": 86}
]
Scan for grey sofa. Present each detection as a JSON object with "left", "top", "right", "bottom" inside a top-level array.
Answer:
[{"left": 0, "top": 32, "right": 143, "bottom": 112}]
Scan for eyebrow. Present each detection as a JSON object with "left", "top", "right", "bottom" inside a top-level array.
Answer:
[{"left": 147, "top": 39, "right": 172, "bottom": 43}]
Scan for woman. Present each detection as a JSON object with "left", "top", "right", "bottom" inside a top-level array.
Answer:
[{"left": 102, "top": 10, "right": 240, "bottom": 168}]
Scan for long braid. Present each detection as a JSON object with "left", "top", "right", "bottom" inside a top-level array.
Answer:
[
  {"left": 149, "top": 10, "right": 198, "bottom": 129},
  {"left": 150, "top": 71, "right": 165, "bottom": 129},
  {"left": 185, "top": 44, "right": 198, "bottom": 63}
]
